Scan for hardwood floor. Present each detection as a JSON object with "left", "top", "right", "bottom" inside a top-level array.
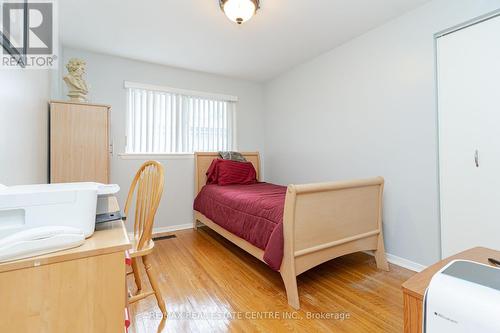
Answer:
[{"left": 128, "top": 227, "right": 414, "bottom": 333}]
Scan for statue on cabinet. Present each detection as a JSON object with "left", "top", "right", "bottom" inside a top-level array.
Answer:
[{"left": 63, "top": 58, "right": 89, "bottom": 102}]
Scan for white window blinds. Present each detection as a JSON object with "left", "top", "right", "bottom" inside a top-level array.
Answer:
[{"left": 125, "top": 82, "right": 237, "bottom": 154}]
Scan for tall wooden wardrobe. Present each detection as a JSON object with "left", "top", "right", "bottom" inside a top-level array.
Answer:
[{"left": 49, "top": 100, "right": 111, "bottom": 184}]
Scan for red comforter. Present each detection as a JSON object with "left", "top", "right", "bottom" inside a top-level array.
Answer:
[{"left": 193, "top": 183, "right": 286, "bottom": 270}]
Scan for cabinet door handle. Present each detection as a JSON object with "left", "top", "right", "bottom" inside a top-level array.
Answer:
[{"left": 474, "top": 149, "right": 479, "bottom": 167}]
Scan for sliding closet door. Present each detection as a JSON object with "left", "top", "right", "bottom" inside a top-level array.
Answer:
[{"left": 438, "top": 14, "right": 500, "bottom": 257}]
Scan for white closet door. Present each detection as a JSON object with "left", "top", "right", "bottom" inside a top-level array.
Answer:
[{"left": 438, "top": 14, "right": 500, "bottom": 257}]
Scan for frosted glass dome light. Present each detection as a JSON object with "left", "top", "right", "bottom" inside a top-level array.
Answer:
[{"left": 220, "top": 0, "right": 260, "bottom": 25}]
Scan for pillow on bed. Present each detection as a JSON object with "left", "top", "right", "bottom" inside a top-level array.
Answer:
[
  {"left": 206, "top": 159, "right": 257, "bottom": 186},
  {"left": 218, "top": 151, "right": 247, "bottom": 162},
  {"left": 206, "top": 159, "right": 221, "bottom": 185}
]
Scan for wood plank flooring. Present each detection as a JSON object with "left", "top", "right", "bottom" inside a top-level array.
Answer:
[{"left": 128, "top": 227, "right": 414, "bottom": 333}]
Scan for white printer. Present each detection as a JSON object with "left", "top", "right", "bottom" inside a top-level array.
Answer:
[
  {"left": 0, "top": 182, "right": 120, "bottom": 262},
  {"left": 423, "top": 259, "right": 500, "bottom": 333}
]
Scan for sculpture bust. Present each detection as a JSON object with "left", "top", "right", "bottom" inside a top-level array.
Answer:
[{"left": 63, "top": 58, "right": 89, "bottom": 102}]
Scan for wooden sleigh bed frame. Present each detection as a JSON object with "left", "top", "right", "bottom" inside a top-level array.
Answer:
[{"left": 193, "top": 152, "right": 389, "bottom": 309}]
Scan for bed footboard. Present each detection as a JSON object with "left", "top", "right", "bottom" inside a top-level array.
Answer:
[{"left": 280, "top": 177, "right": 388, "bottom": 309}]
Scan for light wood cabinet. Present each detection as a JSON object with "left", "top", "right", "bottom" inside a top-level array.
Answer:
[
  {"left": 0, "top": 217, "right": 131, "bottom": 333},
  {"left": 50, "top": 100, "right": 111, "bottom": 184}
]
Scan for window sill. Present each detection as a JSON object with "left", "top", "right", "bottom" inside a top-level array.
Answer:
[{"left": 118, "top": 153, "right": 194, "bottom": 160}]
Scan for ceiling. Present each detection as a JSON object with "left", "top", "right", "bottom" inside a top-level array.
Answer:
[{"left": 60, "top": 0, "right": 430, "bottom": 82}]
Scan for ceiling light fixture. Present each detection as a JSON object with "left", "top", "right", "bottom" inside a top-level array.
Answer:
[{"left": 219, "top": 0, "right": 260, "bottom": 25}]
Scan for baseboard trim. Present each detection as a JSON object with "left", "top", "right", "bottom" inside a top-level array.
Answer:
[
  {"left": 152, "top": 223, "right": 193, "bottom": 235},
  {"left": 128, "top": 223, "right": 193, "bottom": 239},
  {"left": 364, "top": 251, "right": 426, "bottom": 272},
  {"left": 386, "top": 253, "right": 426, "bottom": 272}
]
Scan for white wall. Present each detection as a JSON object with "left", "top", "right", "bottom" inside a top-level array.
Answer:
[
  {"left": 61, "top": 47, "right": 265, "bottom": 232},
  {"left": 264, "top": 0, "right": 500, "bottom": 266},
  {"left": 0, "top": 70, "right": 51, "bottom": 185}
]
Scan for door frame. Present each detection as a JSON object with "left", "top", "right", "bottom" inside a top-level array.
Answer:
[{"left": 434, "top": 9, "right": 500, "bottom": 259}]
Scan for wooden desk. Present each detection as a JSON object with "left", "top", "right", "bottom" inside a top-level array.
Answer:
[
  {"left": 401, "top": 247, "right": 500, "bottom": 333},
  {"left": 0, "top": 210, "right": 131, "bottom": 333}
]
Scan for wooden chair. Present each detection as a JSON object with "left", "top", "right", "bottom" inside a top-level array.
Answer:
[{"left": 124, "top": 161, "right": 167, "bottom": 316}]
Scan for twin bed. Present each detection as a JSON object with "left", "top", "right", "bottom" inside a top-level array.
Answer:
[{"left": 193, "top": 152, "right": 389, "bottom": 309}]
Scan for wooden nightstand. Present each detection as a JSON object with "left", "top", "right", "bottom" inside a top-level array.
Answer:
[{"left": 402, "top": 247, "right": 500, "bottom": 333}]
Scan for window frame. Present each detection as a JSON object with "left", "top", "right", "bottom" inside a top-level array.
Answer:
[{"left": 121, "top": 81, "right": 238, "bottom": 159}]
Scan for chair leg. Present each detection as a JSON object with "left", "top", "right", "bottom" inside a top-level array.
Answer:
[
  {"left": 143, "top": 255, "right": 167, "bottom": 317},
  {"left": 131, "top": 258, "right": 142, "bottom": 291}
]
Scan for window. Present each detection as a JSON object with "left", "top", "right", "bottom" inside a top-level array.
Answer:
[{"left": 125, "top": 81, "right": 237, "bottom": 154}]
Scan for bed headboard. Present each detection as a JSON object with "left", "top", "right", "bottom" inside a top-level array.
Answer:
[{"left": 194, "top": 152, "right": 261, "bottom": 195}]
